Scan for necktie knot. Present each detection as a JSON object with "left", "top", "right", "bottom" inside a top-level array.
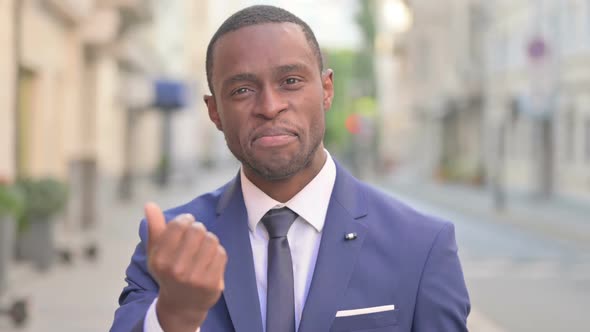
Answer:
[{"left": 261, "top": 207, "right": 298, "bottom": 238}]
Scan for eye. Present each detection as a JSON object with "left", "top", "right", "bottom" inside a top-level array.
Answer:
[
  {"left": 281, "top": 77, "right": 304, "bottom": 91},
  {"left": 284, "top": 77, "right": 301, "bottom": 85},
  {"left": 231, "top": 87, "right": 251, "bottom": 96}
]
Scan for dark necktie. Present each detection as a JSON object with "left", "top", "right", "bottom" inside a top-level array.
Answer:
[{"left": 261, "top": 207, "right": 298, "bottom": 332}]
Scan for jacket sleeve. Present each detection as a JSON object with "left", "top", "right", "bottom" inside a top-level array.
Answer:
[
  {"left": 412, "top": 222, "right": 471, "bottom": 331},
  {"left": 110, "top": 219, "right": 159, "bottom": 332}
]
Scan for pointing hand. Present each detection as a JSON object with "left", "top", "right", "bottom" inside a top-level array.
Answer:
[{"left": 145, "top": 202, "right": 227, "bottom": 332}]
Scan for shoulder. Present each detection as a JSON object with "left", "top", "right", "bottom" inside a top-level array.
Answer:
[
  {"left": 352, "top": 180, "right": 462, "bottom": 283},
  {"left": 355, "top": 178, "right": 453, "bottom": 244},
  {"left": 331, "top": 161, "right": 452, "bottom": 243}
]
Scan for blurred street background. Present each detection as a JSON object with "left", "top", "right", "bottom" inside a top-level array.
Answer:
[{"left": 0, "top": 0, "right": 589, "bottom": 331}]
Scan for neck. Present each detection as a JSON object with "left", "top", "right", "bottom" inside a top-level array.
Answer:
[{"left": 244, "top": 148, "right": 327, "bottom": 203}]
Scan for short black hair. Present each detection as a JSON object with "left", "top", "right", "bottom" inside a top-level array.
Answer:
[{"left": 205, "top": 5, "right": 324, "bottom": 95}]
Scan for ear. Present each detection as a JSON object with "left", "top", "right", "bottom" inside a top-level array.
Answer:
[
  {"left": 321, "top": 69, "right": 334, "bottom": 111},
  {"left": 204, "top": 94, "right": 223, "bottom": 131}
]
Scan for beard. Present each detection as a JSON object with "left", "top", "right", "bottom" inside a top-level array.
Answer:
[
  {"left": 228, "top": 127, "right": 324, "bottom": 181},
  {"left": 241, "top": 142, "right": 320, "bottom": 181}
]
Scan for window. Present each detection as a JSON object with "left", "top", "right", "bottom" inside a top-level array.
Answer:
[{"left": 565, "top": 109, "right": 576, "bottom": 162}]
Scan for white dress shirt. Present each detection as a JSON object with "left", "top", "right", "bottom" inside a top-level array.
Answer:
[{"left": 145, "top": 151, "right": 336, "bottom": 332}]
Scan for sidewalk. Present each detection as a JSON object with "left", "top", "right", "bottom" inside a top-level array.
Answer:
[
  {"left": 0, "top": 165, "right": 238, "bottom": 332},
  {"left": 384, "top": 176, "right": 590, "bottom": 250}
]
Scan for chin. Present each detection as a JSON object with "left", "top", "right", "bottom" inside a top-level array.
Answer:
[
  {"left": 246, "top": 156, "right": 304, "bottom": 181},
  {"left": 240, "top": 143, "right": 318, "bottom": 180},
  {"left": 257, "top": 162, "right": 299, "bottom": 180}
]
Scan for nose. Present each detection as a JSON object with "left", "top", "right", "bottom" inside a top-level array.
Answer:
[{"left": 255, "top": 86, "right": 288, "bottom": 119}]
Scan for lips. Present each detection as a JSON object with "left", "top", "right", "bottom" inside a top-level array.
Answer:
[{"left": 252, "top": 127, "right": 298, "bottom": 147}]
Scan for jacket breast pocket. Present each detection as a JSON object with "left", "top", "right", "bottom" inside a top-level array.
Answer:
[{"left": 330, "top": 309, "right": 399, "bottom": 332}]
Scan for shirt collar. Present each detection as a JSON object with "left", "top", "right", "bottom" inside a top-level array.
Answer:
[{"left": 240, "top": 150, "right": 336, "bottom": 233}]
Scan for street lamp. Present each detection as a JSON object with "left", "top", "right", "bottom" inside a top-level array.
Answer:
[
  {"left": 373, "top": 0, "right": 413, "bottom": 176},
  {"left": 382, "top": 0, "right": 412, "bottom": 34},
  {"left": 375, "top": 0, "right": 413, "bottom": 54}
]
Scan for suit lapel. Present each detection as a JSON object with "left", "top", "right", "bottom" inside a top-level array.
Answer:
[
  {"left": 210, "top": 176, "right": 263, "bottom": 332},
  {"left": 298, "top": 164, "right": 368, "bottom": 332}
]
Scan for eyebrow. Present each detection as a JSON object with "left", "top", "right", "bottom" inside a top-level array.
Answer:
[
  {"left": 273, "top": 63, "right": 308, "bottom": 76},
  {"left": 221, "top": 73, "right": 258, "bottom": 92}
]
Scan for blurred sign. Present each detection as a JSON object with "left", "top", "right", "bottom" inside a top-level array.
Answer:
[
  {"left": 345, "top": 113, "right": 376, "bottom": 142},
  {"left": 525, "top": 35, "right": 556, "bottom": 118},
  {"left": 528, "top": 37, "right": 547, "bottom": 60},
  {"left": 154, "top": 80, "right": 188, "bottom": 111},
  {"left": 345, "top": 114, "right": 361, "bottom": 135}
]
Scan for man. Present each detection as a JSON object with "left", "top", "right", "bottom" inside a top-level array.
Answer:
[{"left": 110, "top": 5, "right": 470, "bottom": 332}]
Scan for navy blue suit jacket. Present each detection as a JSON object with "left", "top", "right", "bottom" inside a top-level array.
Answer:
[{"left": 110, "top": 163, "right": 470, "bottom": 331}]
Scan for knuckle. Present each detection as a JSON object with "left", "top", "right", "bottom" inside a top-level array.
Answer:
[
  {"left": 171, "top": 264, "right": 185, "bottom": 278},
  {"left": 185, "top": 226, "right": 204, "bottom": 243},
  {"left": 206, "top": 232, "right": 220, "bottom": 245},
  {"left": 194, "top": 221, "right": 207, "bottom": 231},
  {"left": 169, "top": 219, "right": 189, "bottom": 231},
  {"left": 217, "top": 246, "right": 227, "bottom": 259},
  {"left": 189, "top": 224, "right": 206, "bottom": 238},
  {"left": 173, "top": 213, "right": 193, "bottom": 223},
  {"left": 167, "top": 220, "right": 180, "bottom": 229},
  {"left": 151, "top": 256, "right": 168, "bottom": 272},
  {"left": 181, "top": 213, "right": 196, "bottom": 223}
]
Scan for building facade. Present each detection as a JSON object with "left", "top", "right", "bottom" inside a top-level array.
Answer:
[
  {"left": 386, "top": 0, "right": 590, "bottom": 203},
  {"left": 387, "top": 0, "right": 486, "bottom": 183},
  {"left": 0, "top": 0, "right": 17, "bottom": 181},
  {"left": 484, "top": 0, "right": 590, "bottom": 202},
  {"left": 0, "top": 0, "right": 159, "bottom": 235}
]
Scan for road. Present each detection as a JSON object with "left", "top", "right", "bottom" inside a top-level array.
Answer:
[{"left": 391, "top": 192, "right": 590, "bottom": 332}]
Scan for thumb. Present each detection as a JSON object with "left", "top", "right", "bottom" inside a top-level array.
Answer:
[{"left": 145, "top": 202, "right": 166, "bottom": 250}]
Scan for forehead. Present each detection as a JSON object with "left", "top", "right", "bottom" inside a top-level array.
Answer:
[{"left": 211, "top": 23, "right": 319, "bottom": 86}]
